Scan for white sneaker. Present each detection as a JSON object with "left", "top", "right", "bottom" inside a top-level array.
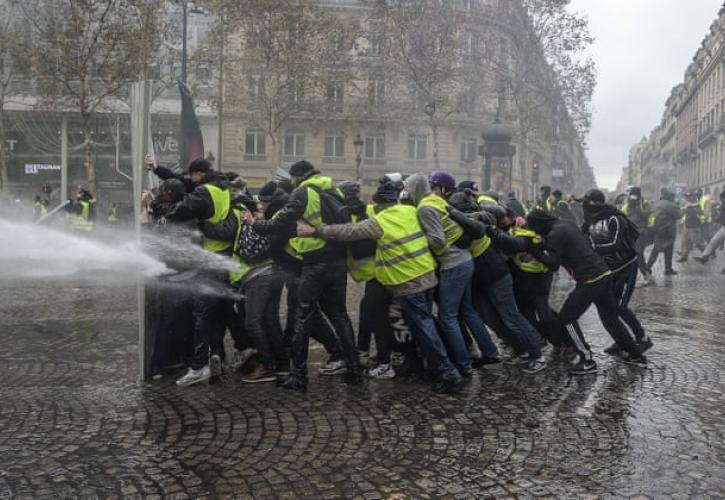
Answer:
[
  {"left": 522, "top": 357, "right": 547, "bottom": 374},
  {"left": 229, "top": 348, "right": 256, "bottom": 370},
  {"left": 176, "top": 366, "right": 211, "bottom": 387},
  {"left": 366, "top": 363, "right": 395, "bottom": 379},
  {"left": 319, "top": 359, "right": 347, "bottom": 375}
]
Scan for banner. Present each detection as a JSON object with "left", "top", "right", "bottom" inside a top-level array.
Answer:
[{"left": 178, "top": 81, "right": 205, "bottom": 170}]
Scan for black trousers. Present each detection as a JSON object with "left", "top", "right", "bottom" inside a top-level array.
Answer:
[
  {"left": 151, "top": 283, "right": 193, "bottom": 372},
  {"left": 646, "top": 243, "right": 674, "bottom": 273},
  {"left": 510, "top": 268, "right": 570, "bottom": 348},
  {"left": 358, "top": 279, "right": 394, "bottom": 364},
  {"left": 612, "top": 262, "right": 645, "bottom": 341},
  {"left": 558, "top": 276, "right": 642, "bottom": 362},
  {"left": 242, "top": 272, "right": 287, "bottom": 367},
  {"left": 290, "top": 261, "right": 358, "bottom": 380},
  {"left": 282, "top": 266, "right": 343, "bottom": 361}
]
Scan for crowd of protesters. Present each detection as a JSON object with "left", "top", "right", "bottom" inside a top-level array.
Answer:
[{"left": 130, "top": 154, "right": 725, "bottom": 395}]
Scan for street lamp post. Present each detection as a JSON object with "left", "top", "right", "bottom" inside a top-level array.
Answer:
[{"left": 353, "top": 134, "right": 364, "bottom": 184}]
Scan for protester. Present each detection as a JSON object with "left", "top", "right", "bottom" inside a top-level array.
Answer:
[
  {"left": 645, "top": 188, "right": 682, "bottom": 276},
  {"left": 695, "top": 189, "right": 725, "bottom": 274}
]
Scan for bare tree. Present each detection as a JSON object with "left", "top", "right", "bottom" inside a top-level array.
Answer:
[
  {"left": 204, "top": 0, "right": 356, "bottom": 170},
  {"left": 19, "top": 0, "right": 164, "bottom": 195},
  {"left": 0, "top": 2, "right": 33, "bottom": 192}
]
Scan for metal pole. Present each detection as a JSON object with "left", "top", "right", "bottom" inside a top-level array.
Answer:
[
  {"left": 355, "top": 155, "right": 361, "bottom": 184},
  {"left": 216, "top": 4, "right": 224, "bottom": 169},
  {"left": 131, "top": 81, "right": 152, "bottom": 382},
  {"left": 60, "top": 114, "right": 68, "bottom": 201},
  {"left": 483, "top": 152, "right": 492, "bottom": 192}
]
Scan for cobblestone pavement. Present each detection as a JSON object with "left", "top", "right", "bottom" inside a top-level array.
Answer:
[{"left": 1, "top": 258, "right": 725, "bottom": 499}]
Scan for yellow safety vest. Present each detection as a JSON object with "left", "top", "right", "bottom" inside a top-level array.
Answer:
[
  {"left": 287, "top": 175, "right": 334, "bottom": 257},
  {"left": 229, "top": 208, "right": 272, "bottom": 285},
  {"left": 373, "top": 204, "right": 437, "bottom": 286},
  {"left": 510, "top": 227, "right": 549, "bottom": 274},
  {"left": 34, "top": 202, "right": 48, "bottom": 218},
  {"left": 470, "top": 234, "right": 492, "bottom": 259},
  {"left": 107, "top": 207, "right": 119, "bottom": 224},
  {"left": 347, "top": 205, "right": 377, "bottom": 282},
  {"left": 68, "top": 200, "right": 94, "bottom": 232},
  {"left": 477, "top": 194, "right": 498, "bottom": 206},
  {"left": 417, "top": 193, "right": 463, "bottom": 256},
  {"left": 700, "top": 196, "right": 712, "bottom": 223},
  {"left": 201, "top": 184, "right": 232, "bottom": 253}
]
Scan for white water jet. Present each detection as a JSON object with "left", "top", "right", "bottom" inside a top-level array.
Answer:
[{"left": 0, "top": 218, "right": 168, "bottom": 280}]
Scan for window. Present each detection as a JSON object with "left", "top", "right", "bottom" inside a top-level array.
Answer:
[
  {"left": 147, "top": 63, "right": 161, "bottom": 81},
  {"left": 284, "top": 133, "right": 305, "bottom": 157},
  {"left": 460, "top": 137, "right": 477, "bottom": 163},
  {"left": 248, "top": 75, "right": 263, "bottom": 100},
  {"left": 196, "top": 62, "right": 211, "bottom": 85},
  {"left": 368, "top": 73, "right": 385, "bottom": 106},
  {"left": 324, "top": 134, "right": 345, "bottom": 158},
  {"left": 367, "top": 35, "right": 383, "bottom": 57},
  {"left": 244, "top": 129, "right": 266, "bottom": 159},
  {"left": 461, "top": 87, "right": 476, "bottom": 115},
  {"left": 326, "top": 82, "right": 344, "bottom": 112},
  {"left": 462, "top": 0, "right": 475, "bottom": 10},
  {"left": 463, "top": 32, "right": 478, "bottom": 61},
  {"left": 365, "top": 134, "right": 385, "bottom": 159},
  {"left": 408, "top": 134, "right": 427, "bottom": 161}
]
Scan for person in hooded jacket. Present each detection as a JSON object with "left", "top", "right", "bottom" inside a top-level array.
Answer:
[
  {"left": 252, "top": 160, "right": 360, "bottom": 392},
  {"left": 405, "top": 172, "right": 500, "bottom": 379},
  {"left": 256, "top": 181, "right": 347, "bottom": 376},
  {"left": 645, "top": 188, "right": 682, "bottom": 276},
  {"left": 152, "top": 158, "right": 236, "bottom": 387},
  {"left": 526, "top": 209, "right": 647, "bottom": 375},
  {"left": 446, "top": 192, "right": 547, "bottom": 373},
  {"left": 695, "top": 189, "right": 725, "bottom": 274},
  {"left": 580, "top": 189, "right": 653, "bottom": 357}
]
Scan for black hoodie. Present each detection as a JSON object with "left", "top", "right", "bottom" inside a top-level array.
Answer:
[
  {"left": 582, "top": 204, "right": 637, "bottom": 270},
  {"left": 527, "top": 209, "right": 609, "bottom": 283}
]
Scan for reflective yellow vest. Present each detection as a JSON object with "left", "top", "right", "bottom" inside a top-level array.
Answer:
[
  {"left": 201, "top": 184, "right": 232, "bottom": 253},
  {"left": 34, "top": 202, "right": 48, "bottom": 218},
  {"left": 510, "top": 227, "right": 549, "bottom": 274},
  {"left": 229, "top": 208, "right": 272, "bottom": 285},
  {"left": 700, "top": 196, "right": 712, "bottom": 223},
  {"left": 68, "top": 200, "right": 93, "bottom": 232},
  {"left": 347, "top": 205, "right": 377, "bottom": 282},
  {"left": 373, "top": 204, "right": 437, "bottom": 286},
  {"left": 470, "top": 234, "right": 492, "bottom": 259},
  {"left": 417, "top": 193, "right": 463, "bottom": 256},
  {"left": 477, "top": 194, "right": 498, "bottom": 206},
  {"left": 107, "top": 207, "right": 119, "bottom": 224},
  {"left": 287, "top": 175, "right": 334, "bottom": 257}
]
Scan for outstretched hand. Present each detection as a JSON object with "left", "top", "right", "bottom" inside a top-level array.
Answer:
[{"left": 297, "top": 222, "right": 316, "bottom": 237}]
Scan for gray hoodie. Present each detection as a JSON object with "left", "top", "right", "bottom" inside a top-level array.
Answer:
[{"left": 405, "top": 173, "right": 472, "bottom": 271}]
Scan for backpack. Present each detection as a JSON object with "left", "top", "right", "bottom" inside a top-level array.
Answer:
[{"left": 307, "top": 185, "right": 351, "bottom": 225}]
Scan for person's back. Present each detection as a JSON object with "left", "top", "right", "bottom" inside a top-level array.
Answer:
[{"left": 547, "top": 218, "right": 609, "bottom": 282}]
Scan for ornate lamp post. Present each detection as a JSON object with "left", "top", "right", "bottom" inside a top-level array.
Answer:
[{"left": 353, "top": 134, "right": 364, "bottom": 183}]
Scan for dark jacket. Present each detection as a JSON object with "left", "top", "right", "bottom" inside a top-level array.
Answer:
[
  {"left": 449, "top": 208, "right": 528, "bottom": 287},
  {"left": 264, "top": 188, "right": 302, "bottom": 274},
  {"left": 153, "top": 165, "right": 196, "bottom": 193},
  {"left": 650, "top": 198, "right": 681, "bottom": 251},
  {"left": 682, "top": 202, "right": 703, "bottom": 228},
  {"left": 527, "top": 210, "right": 609, "bottom": 283},
  {"left": 583, "top": 204, "right": 636, "bottom": 270},
  {"left": 252, "top": 170, "right": 345, "bottom": 264},
  {"left": 553, "top": 199, "right": 577, "bottom": 224},
  {"left": 166, "top": 171, "right": 230, "bottom": 222}
]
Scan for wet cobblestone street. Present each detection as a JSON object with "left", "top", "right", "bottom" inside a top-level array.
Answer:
[{"left": 1, "top": 259, "right": 725, "bottom": 499}]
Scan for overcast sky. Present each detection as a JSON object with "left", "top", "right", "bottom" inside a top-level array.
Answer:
[{"left": 569, "top": 0, "right": 723, "bottom": 190}]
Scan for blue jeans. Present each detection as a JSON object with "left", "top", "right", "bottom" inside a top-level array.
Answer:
[
  {"left": 487, "top": 274, "right": 542, "bottom": 359},
  {"left": 398, "top": 289, "right": 462, "bottom": 383},
  {"left": 437, "top": 260, "right": 494, "bottom": 375}
]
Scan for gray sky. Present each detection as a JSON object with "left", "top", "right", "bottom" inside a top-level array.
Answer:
[{"left": 569, "top": 0, "right": 722, "bottom": 190}]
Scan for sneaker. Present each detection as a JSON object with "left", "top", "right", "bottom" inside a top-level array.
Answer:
[
  {"left": 277, "top": 375, "right": 307, "bottom": 392},
  {"left": 433, "top": 378, "right": 465, "bottom": 394},
  {"left": 637, "top": 337, "right": 654, "bottom": 354},
  {"left": 523, "top": 357, "right": 547, "bottom": 374},
  {"left": 540, "top": 343, "right": 554, "bottom": 357},
  {"left": 274, "top": 360, "right": 290, "bottom": 376},
  {"left": 230, "top": 348, "right": 257, "bottom": 370},
  {"left": 242, "top": 364, "right": 277, "bottom": 383},
  {"left": 621, "top": 353, "right": 648, "bottom": 367},
  {"left": 365, "top": 363, "right": 396, "bottom": 379},
  {"left": 319, "top": 359, "right": 348, "bottom": 375},
  {"left": 694, "top": 255, "right": 710, "bottom": 265},
  {"left": 210, "top": 354, "right": 222, "bottom": 378},
  {"left": 664, "top": 269, "right": 678, "bottom": 276},
  {"left": 472, "top": 356, "right": 502, "bottom": 368},
  {"left": 604, "top": 343, "right": 622, "bottom": 356},
  {"left": 176, "top": 366, "right": 211, "bottom": 386},
  {"left": 358, "top": 351, "right": 374, "bottom": 368},
  {"left": 569, "top": 359, "right": 597, "bottom": 375}
]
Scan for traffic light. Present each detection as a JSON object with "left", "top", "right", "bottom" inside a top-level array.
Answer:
[{"left": 531, "top": 161, "right": 540, "bottom": 183}]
